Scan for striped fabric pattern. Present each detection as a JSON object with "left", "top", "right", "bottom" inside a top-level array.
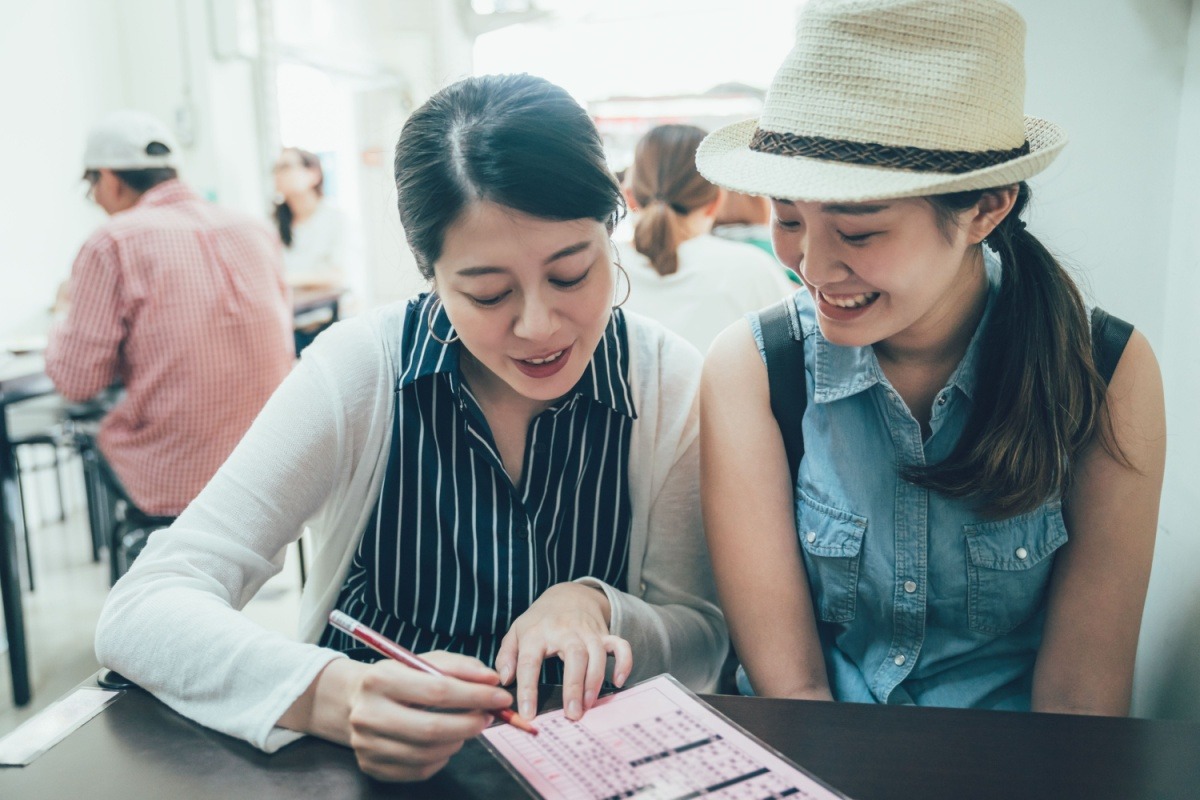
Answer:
[{"left": 319, "top": 294, "right": 637, "bottom": 673}]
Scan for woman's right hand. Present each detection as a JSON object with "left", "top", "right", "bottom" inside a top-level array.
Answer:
[{"left": 281, "top": 652, "right": 514, "bottom": 782}]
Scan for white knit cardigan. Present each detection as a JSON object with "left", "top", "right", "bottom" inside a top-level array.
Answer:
[{"left": 94, "top": 302, "right": 727, "bottom": 752}]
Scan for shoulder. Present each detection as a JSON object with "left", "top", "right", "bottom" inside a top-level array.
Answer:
[
  {"left": 623, "top": 309, "right": 703, "bottom": 377},
  {"left": 622, "top": 310, "right": 703, "bottom": 415},
  {"left": 298, "top": 300, "right": 410, "bottom": 385}
]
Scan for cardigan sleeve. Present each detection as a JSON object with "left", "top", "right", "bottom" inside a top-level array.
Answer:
[
  {"left": 577, "top": 319, "right": 727, "bottom": 691},
  {"left": 93, "top": 313, "right": 390, "bottom": 752}
]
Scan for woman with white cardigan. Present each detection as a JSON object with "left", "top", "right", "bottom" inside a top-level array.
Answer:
[{"left": 95, "top": 74, "right": 726, "bottom": 783}]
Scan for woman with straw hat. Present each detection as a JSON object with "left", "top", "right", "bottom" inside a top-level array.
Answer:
[{"left": 698, "top": 0, "right": 1164, "bottom": 713}]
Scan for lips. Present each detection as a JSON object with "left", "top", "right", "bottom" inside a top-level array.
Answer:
[
  {"left": 512, "top": 344, "right": 574, "bottom": 379},
  {"left": 820, "top": 290, "right": 880, "bottom": 309}
]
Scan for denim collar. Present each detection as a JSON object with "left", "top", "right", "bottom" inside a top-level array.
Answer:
[{"left": 808, "top": 248, "right": 1001, "bottom": 405}]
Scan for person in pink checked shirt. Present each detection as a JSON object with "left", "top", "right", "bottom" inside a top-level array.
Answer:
[{"left": 45, "top": 110, "right": 296, "bottom": 518}]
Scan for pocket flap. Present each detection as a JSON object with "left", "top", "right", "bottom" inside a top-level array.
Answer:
[
  {"left": 797, "top": 491, "right": 867, "bottom": 557},
  {"left": 965, "top": 502, "right": 1068, "bottom": 571}
]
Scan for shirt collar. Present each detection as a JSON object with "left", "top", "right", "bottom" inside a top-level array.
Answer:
[
  {"left": 399, "top": 294, "right": 637, "bottom": 419},
  {"left": 810, "top": 247, "right": 1001, "bottom": 405},
  {"left": 134, "top": 179, "right": 197, "bottom": 208}
]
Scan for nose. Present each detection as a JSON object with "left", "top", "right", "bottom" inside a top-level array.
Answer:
[
  {"left": 795, "top": 230, "right": 850, "bottom": 287},
  {"left": 513, "top": 291, "right": 559, "bottom": 341}
]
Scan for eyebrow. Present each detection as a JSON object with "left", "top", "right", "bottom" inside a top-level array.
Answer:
[
  {"left": 771, "top": 199, "right": 891, "bottom": 216},
  {"left": 454, "top": 240, "right": 592, "bottom": 277},
  {"left": 822, "top": 203, "right": 891, "bottom": 215}
]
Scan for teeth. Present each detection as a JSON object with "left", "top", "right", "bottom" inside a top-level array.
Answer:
[
  {"left": 824, "top": 292, "right": 880, "bottom": 309},
  {"left": 525, "top": 349, "right": 564, "bottom": 365}
]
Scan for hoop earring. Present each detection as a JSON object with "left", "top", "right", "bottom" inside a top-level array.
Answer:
[
  {"left": 610, "top": 245, "right": 632, "bottom": 309},
  {"left": 427, "top": 294, "right": 460, "bottom": 345}
]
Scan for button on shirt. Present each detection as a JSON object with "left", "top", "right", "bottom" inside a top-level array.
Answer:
[
  {"left": 750, "top": 251, "right": 1069, "bottom": 710},
  {"left": 45, "top": 180, "right": 295, "bottom": 516},
  {"left": 320, "top": 294, "right": 637, "bottom": 672}
]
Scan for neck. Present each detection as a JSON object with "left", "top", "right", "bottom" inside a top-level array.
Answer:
[
  {"left": 679, "top": 209, "right": 714, "bottom": 243},
  {"left": 458, "top": 349, "right": 554, "bottom": 420},
  {"left": 874, "top": 248, "right": 989, "bottom": 371},
  {"left": 288, "top": 192, "right": 320, "bottom": 222}
]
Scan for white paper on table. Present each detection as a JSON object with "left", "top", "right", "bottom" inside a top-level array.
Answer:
[
  {"left": 0, "top": 687, "right": 122, "bottom": 766},
  {"left": 480, "top": 674, "right": 851, "bottom": 800}
]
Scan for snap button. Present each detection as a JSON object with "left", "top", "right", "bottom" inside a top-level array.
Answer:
[
  {"left": 806, "top": 531, "right": 817, "bottom": 544},
  {"left": 1015, "top": 547, "right": 1029, "bottom": 560},
  {"left": 894, "top": 654, "right": 906, "bottom": 666},
  {"left": 639, "top": 581, "right": 647, "bottom": 594},
  {"left": 903, "top": 580, "right": 917, "bottom": 594},
  {"left": 936, "top": 394, "right": 947, "bottom": 406},
  {"left": 515, "top": 522, "right": 530, "bottom": 540}
]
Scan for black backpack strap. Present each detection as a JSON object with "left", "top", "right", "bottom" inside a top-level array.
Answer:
[
  {"left": 758, "top": 299, "right": 807, "bottom": 483},
  {"left": 1090, "top": 307, "right": 1134, "bottom": 385}
]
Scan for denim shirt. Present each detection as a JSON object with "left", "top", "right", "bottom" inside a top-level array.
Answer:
[{"left": 749, "top": 251, "right": 1068, "bottom": 709}]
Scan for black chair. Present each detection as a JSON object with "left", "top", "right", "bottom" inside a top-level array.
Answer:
[
  {"left": 73, "top": 432, "right": 175, "bottom": 585},
  {"left": 7, "top": 396, "right": 78, "bottom": 592}
]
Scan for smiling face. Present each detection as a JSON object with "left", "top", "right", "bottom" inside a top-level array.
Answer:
[
  {"left": 770, "top": 196, "right": 1004, "bottom": 353},
  {"left": 434, "top": 201, "right": 616, "bottom": 406}
]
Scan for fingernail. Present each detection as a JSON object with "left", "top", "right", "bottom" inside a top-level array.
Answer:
[
  {"left": 494, "top": 690, "right": 512, "bottom": 705},
  {"left": 520, "top": 701, "right": 534, "bottom": 720},
  {"left": 568, "top": 699, "right": 581, "bottom": 719},
  {"left": 614, "top": 671, "right": 627, "bottom": 687}
]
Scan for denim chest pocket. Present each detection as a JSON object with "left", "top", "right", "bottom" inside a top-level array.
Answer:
[
  {"left": 964, "top": 502, "right": 1068, "bottom": 636},
  {"left": 796, "top": 491, "right": 867, "bottom": 624}
]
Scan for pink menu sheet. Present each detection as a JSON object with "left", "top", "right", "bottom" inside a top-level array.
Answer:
[{"left": 480, "top": 674, "right": 850, "bottom": 800}]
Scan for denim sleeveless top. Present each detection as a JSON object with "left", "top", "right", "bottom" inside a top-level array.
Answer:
[{"left": 749, "top": 252, "right": 1067, "bottom": 709}]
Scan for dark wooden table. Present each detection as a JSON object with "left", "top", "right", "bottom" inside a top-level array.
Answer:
[
  {"left": 3, "top": 675, "right": 1198, "bottom": 799},
  {"left": 0, "top": 353, "right": 54, "bottom": 708}
]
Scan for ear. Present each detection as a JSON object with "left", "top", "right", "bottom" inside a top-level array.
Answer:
[
  {"left": 700, "top": 187, "right": 725, "bottom": 218},
  {"left": 622, "top": 182, "right": 639, "bottom": 213},
  {"left": 965, "top": 185, "right": 1019, "bottom": 244}
]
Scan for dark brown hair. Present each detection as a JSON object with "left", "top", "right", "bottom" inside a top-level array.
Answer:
[
  {"left": 394, "top": 74, "right": 623, "bottom": 280},
  {"left": 906, "top": 181, "right": 1125, "bottom": 517},
  {"left": 273, "top": 148, "right": 324, "bottom": 247},
  {"left": 630, "top": 124, "right": 718, "bottom": 276}
]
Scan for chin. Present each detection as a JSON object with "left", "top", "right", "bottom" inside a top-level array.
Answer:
[{"left": 815, "top": 320, "right": 877, "bottom": 349}]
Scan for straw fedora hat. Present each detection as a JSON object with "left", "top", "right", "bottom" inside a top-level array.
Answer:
[{"left": 696, "top": 0, "right": 1067, "bottom": 203}]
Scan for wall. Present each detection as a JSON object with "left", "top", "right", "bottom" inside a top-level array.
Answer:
[
  {"left": 1134, "top": 0, "right": 1200, "bottom": 721},
  {"left": 0, "top": 1, "right": 125, "bottom": 339},
  {"left": 0, "top": 0, "right": 265, "bottom": 341}
]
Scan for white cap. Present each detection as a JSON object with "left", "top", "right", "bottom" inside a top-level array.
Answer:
[{"left": 83, "top": 110, "right": 182, "bottom": 170}]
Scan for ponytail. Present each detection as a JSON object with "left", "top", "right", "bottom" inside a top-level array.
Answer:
[
  {"left": 629, "top": 124, "right": 719, "bottom": 277},
  {"left": 633, "top": 199, "right": 689, "bottom": 275},
  {"left": 908, "top": 182, "right": 1125, "bottom": 518}
]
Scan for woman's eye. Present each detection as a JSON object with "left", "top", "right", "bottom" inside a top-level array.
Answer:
[
  {"left": 839, "top": 231, "right": 877, "bottom": 245},
  {"left": 774, "top": 219, "right": 802, "bottom": 230},
  {"left": 469, "top": 291, "right": 510, "bottom": 307},
  {"left": 551, "top": 267, "right": 590, "bottom": 288}
]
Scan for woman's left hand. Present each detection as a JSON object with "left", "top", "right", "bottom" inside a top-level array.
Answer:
[{"left": 494, "top": 582, "right": 633, "bottom": 722}]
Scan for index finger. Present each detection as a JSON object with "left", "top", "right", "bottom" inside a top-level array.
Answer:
[{"left": 364, "top": 661, "right": 513, "bottom": 712}]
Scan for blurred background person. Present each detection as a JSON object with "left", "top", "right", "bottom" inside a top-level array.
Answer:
[
  {"left": 711, "top": 189, "right": 773, "bottom": 256},
  {"left": 618, "top": 124, "right": 793, "bottom": 354},
  {"left": 272, "top": 147, "right": 349, "bottom": 292},
  {"left": 45, "top": 110, "right": 296, "bottom": 520},
  {"left": 711, "top": 189, "right": 799, "bottom": 285},
  {"left": 272, "top": 146, "right": 354, "bottom": 352}
]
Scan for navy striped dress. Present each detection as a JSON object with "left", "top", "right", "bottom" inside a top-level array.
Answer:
[{"left": 319, "top": 294, "right": 636, "bottom": 676}]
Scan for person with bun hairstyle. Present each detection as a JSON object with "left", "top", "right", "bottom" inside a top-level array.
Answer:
[
  {"left": 96, "top": 74, "right": 726, "bottom": 782},
  {"left": 619, "top": 124, "right": 793, "bottom": 353},
  {"left": 697, "top": 0, "right": 1164, "bottom": 714}
]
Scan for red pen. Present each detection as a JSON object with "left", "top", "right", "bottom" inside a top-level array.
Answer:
[{"left": 328, "top": 610, "right": 538, "bottom": 736}]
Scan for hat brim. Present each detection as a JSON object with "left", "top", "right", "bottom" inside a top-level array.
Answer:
[{"left": 697, "top": 117, "right": 1067, "bottom": 203}]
